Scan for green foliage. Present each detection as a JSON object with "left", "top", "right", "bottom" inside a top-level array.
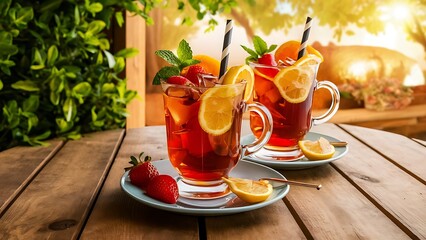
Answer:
[{"left": 0, "top": 0, "right": 147, "bottom": 150}]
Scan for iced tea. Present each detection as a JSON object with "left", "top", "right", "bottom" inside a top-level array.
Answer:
[
  {"left": 162, "top": 82, "right": 244, "bottom": 185},
  {"left": 250, "top": 64, "right": 316, "bottom": 150}
]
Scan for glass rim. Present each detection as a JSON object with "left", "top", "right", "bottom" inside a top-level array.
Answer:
[
  {"left": 160, "top": 78, "right": 247, "bottom": 90},
  {"left": 248, "top": 60, "right": 320, "bottom": 69}
]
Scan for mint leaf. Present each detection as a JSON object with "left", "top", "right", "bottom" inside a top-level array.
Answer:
[
  {"left": 253, "top": 36, "right": 267, "bottom": 55},
  {"left": 181, "top": 59, "right": 200, "bottom": 69},
  {"left": 268, "top": 44, "right": 278, "bottom": 52},
  {"left": 152, "top": 66, "right": 180, "bottom": 85},
  {"left": 155, "top": 50, "right": 181, "bottom": 66},
  {"left": 241, "top": 45, "right": 257, "bottom": 59},
  {"left": 177, "top": 39, "right": 192, "bottom": 61},
  {"left": 240, "top": 35, "right": 277, "bottom": 62}
]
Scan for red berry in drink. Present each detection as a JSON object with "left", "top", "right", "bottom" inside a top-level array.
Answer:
[{"left": 258, "top": 53, "right": 277, "bottom": 66}]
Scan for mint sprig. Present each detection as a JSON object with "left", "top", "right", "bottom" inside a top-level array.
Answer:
[
  {"left": 153, "top": 39, "right": 200, "bottom": 85},
  {"left": 241, "top": 36, "right": 277, "bottom": 63}
]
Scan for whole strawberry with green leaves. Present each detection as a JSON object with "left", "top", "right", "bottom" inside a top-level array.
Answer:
[{"left": 126, "top": 152, "right": 159, "bottom": 190}]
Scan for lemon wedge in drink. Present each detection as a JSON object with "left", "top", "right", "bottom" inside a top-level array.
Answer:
[
  {"left": 221, "top": 65, "right": 254, "bottom": 101},
  {"left": 222, "top": 177, "right": 273, "bottom": 203},
  {"left": 198, "top": 84, "right": 243, "bottom": 135},
  {"left": 273, "top": 55, "right": 320, "bottom": 103},
  {"left": 298, "top": 137, "right": 335, "bottom": 160}
]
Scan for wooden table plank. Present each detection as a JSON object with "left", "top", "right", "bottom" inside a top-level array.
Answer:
[
  {"left": 81, "top": 127, "right": 199, "bottom": 240},
  {"left": 0, "top": 129, "right": 124, "bottom": 240},
  {"left": 312, "top": 124, "right": 426, "bottom": 239},
  {"left": 206, "top": 201, "right": 307, "bottom": 239},
  {"left": 283, "top": 164, "right": 410, "bottom": 239},
  {"left": 0, "top": 140, "right": 64, "bottom": 215},
  {"left": 339, "top": 124, "right": 426, "bottom": 183}
]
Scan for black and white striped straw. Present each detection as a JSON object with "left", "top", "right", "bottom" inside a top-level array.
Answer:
[
  {"left": 219, "top": 19, "right": 233, "bottom": 80},
  {"left": 297, "top": 17, "right": 312, "bottom": 60}
]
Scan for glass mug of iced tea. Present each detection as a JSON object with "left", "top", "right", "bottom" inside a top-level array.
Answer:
[
  {"left": 161, "top": 79, "right": 273, "bottom": 199},
  {"left": 249, "top": 59, "right": 340, "bottom": 161}
]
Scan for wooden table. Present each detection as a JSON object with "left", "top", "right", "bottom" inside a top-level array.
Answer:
[{"left": 1, "top": 122, "right": 425, "bottom": 239}]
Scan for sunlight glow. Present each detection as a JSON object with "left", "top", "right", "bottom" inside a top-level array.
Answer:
[{"left": 379, "top": 4, "right": 411, "bottom": 21}]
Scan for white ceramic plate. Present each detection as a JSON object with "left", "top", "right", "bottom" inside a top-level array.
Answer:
[
  {"left": 121, "top": 160, "right": 289, "bottom": 216},
  {"left": 242, "top": 132, "right": 349, "bottom": 170}
]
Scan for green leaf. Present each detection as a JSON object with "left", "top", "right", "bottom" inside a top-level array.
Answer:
[
  {"left": 0, "top": 43, "right": 19, "bottom": 56},
  {"left": 74, "top": 5, "right": 80, "bottom": 25},
  {"left": 113, "top": 57, "right": 125, "bottom": 73},
  {"left": 11, "top": 80, "right": 40, "bottom": 92},
  {"left": 56, "top": 118, "right": 73, "bottom": 133},
  {"left": 50, "top": 91, "right": 60, "bottom": 105},
  {"left": 86, "top": 3, "right": 103, "bottom": 14},
  {"left": 103, "top": 50, "right": 116, "bottom": 68},
  {"left": 47, "top": 45, "right": 59, "bottom": 67},
  {"left": 102, "top": 83, "right": 115, "bottom": 93},
  {"left": 86, "top": 20, "right": 106, "bottom": 36},
  {"left": 152, "top": 66, "right": 180, "bottom": 85},
  {"left": 115, "top": 11, "right": 124, "bottom": 27},
  {"left": 177, "top": 39, "right": 193, "bottom": 61},
  {"left": 241, "top": 45, "right": 258, "bottom": 59},
  {"left": 253, "top": 36, "right": 268, "bottom": 55},
  {"left": 0, "top": 80, "right": 3, "bottom": 90},
  {"left": 73, "top": 82, "right": 92, "bottom": 97},
  {"left": 155, "top": 50, "right": 181, "bottom": 66},
  {"left": 22, "top": 111, "right": 38, "bottom": 132},
  {"left": 99, "top": 38, "right": 110, "bottom": 50},
  {"left": 63, "top": 98, "right": 77, "bottom": 122},
  {"left": 23, "top": 95, "right": 39, "bottom": 112},
  {"left": 0, "top": 0, "right": 11, "bottom": 17},
  {"left": 14, "top": 7, "right": 34, "bottom": 29},
  {"left": 116, "top": 48, "right": 139, "bottom": 58}
]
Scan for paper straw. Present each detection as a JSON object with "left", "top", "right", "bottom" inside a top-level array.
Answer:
[
  {"left": 297, "top": 17, "right": 312, "bottom": 60},
  {"left": 219, "top": 19, "right": 233, "bottom": 80}
]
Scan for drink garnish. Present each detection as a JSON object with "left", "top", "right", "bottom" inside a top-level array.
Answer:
[
  {"left": 222, "top": 177, "right": 273, "bottom": 203},
  {"left": 221, "top": 64, "right": 254, "bottom": 101},
  {"left": 153, "top": 39, "right": 200, "bottom": 85},
  {"left": 241, "top": 35, "right": 277, "bottom": 65},
  {"left": 125, "top": 152, "right": 159, "bottom": 190},
  {"left": 298, "top": 137, "right": 336, "bottom": 160}
]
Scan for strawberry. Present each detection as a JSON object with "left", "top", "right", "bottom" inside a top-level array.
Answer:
[
  {"left": 146, "top": 175, "right": 179, "bottom": 204},
  {"left": 126, "top": 152, "right": 159, "bottom": 190},
  {"left": 258, "top": 53, "right": 277, "bottom": 66},
  {"left": 184, "top": 65, "right": 207, "bottom": 86},
  {"left": 166, "top": 76, "right": 194, "bottom": 86}
]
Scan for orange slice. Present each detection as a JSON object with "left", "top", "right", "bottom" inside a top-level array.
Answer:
[
  {"left": 298, "top": 137, "right": 335, "bottom": 160},
  {"left": 222, "top": 177, "right": 273, "bottom": 203},
  {"left": 275, "top": 40, "right": 324, "bottom": 63}
]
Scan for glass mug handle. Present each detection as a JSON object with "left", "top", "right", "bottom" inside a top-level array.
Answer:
[
  {"left": 242, "top": 102, "right": 273, "bottom": 157},
  {"left": 312, "top": 80, "right": 340, "bottom": 125}
]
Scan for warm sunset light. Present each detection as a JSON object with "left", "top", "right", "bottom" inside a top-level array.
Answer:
[{"left": 380, "top": 4, "right": 411, "bottom": 22}]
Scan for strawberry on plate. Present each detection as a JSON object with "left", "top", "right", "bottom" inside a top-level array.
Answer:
[
  {"left": 146, "top": 175, "right": 179, "bottom": 204},
  {"left": 126, "top": 152, "right": 159, "bottom": 190}
]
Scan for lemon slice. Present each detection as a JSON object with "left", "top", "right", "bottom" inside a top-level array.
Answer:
[
  {"left": 222, "top": 177, "right": 273, "bottom": 203},
  {"left": 273, "top": 66, "right": 313, "bottom": 103},
  {"left": 198, "top": 84, "right": 243, "bottom": 135},
  {"left": 221, "top": 65, "right": 254, "bottom": 101},
  {"left": 298, "top": 137, "right": 335, "bottom": 160}
]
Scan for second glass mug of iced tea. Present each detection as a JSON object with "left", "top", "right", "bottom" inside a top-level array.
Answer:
[
  {"left": 161, "top": 79, "right": 273, "bottom": 199},
  {"left": 249, "top": 61, "right": 340, "bottom": 161}
]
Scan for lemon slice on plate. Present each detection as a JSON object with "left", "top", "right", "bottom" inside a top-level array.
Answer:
[
  {"left": 273, "top": 55, "right": 320, "bottom": 103},
  {"left": 221, "top": 64, "right": 254, "bottom": 101},
  {"left": 298, "top": 137, "right": 336, "bottom": 160},
  {"left": 198, "top": 84, "right": 243, "bottom": 135},
  {"left": 222, "top": 177, "right": 273, "bottom": 203}
]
